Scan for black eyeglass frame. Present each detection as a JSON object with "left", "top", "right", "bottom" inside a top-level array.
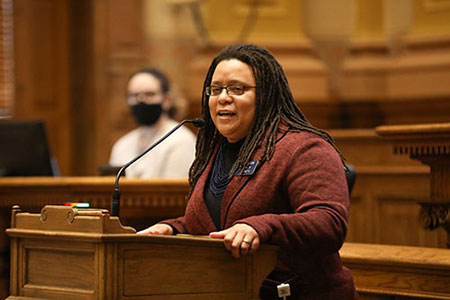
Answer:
[{"left": 205, "top": 84, "right": 256, "bottom": 96}]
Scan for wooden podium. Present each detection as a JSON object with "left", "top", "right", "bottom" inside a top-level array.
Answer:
[{"left": 6, "top": 205, "right": 277, "bottom": 300}]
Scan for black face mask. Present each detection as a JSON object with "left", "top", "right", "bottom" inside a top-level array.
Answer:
[{"left": 131, "top": 102, "right": 163, "bottom": 126}]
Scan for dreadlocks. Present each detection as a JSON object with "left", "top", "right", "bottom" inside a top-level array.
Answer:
[{"left": 188, "top": 44, "right": 345, "bottom": 195}]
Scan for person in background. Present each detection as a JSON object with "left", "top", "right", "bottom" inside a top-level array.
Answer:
[
  {"left": 109, "top": 68, "right": 196, "bottom": 178},
  {"left": 138, "top": 44, "right": 358, "bottom": 299}
]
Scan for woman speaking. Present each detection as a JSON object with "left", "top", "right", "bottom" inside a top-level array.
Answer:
[{"left": 138, "top": 44, "right": 358, "bottom": 300}]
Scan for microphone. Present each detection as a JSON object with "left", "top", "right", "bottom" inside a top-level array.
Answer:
[{"left": 111, "top": 118, "right": 205, "bottom": 217}]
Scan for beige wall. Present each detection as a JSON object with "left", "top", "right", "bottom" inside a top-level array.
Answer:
[
  {"left": 138, "top": 0, "right": 450, "bottom": 106},
  {"left": 413, "top": 0, "right": 450, "bottom": 35},
  {"left": 141, "top": 0, "right": 450, "bottom": 43}
]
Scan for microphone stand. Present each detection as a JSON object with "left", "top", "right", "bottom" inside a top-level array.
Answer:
[{"left": 111, "top": 118, "right": 205, "bottom": 217}]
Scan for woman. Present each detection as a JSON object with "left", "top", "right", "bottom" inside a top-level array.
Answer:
[{"left": 139, "top": 44, "right": 358, "bottom": 299}]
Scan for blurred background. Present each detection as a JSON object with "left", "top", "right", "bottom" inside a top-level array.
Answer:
[{"left": 1, "top": 0, "right": 449, "bottom": 175}]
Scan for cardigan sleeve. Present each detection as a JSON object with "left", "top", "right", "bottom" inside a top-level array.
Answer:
[
  {"left": 235, "top": 135, "right": 350, "bottom": 257},
  {"left": 160, "top": 216, "right": 188, "bottom": 234}
]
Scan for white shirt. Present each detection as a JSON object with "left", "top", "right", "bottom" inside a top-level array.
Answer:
[{"left": 109, "top": 118, "right": 196, "bottom": 178}]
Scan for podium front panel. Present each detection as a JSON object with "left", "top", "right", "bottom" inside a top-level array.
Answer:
[{"left": 120, "top": 243, "right": 249, "bottom": 297}]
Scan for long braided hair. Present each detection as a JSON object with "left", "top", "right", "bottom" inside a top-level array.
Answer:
[{"left": 188, "top": 44, "right": 345, "bottom": 195}]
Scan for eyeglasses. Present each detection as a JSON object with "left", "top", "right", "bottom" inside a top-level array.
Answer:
[
  {"left": 205, "top": 84, "right": 256, "bottom": 96},
  {"left": 128, "top": 91, "right": 162, "bottom": 103}
]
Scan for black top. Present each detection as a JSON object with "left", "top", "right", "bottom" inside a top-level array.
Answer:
[{"left": 204, "top": 139, "right": 244, "bottom": 229}]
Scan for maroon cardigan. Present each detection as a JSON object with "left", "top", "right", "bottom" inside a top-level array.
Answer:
[{"left": 163, "top": 129, "right": 358, "bottom": 300}]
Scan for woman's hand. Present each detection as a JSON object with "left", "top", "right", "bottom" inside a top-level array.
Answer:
[
  {"left": 209, "top": 223, "right": 260, "bottom": 258},
  {"left": 137, "top": 224, "right": 173, "bottom": 235}
]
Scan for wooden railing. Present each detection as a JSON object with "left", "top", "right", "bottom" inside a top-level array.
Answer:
[{"left": 340, "top": 243, "right": 450, "bottom": 300}]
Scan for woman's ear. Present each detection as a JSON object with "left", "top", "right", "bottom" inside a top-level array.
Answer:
[{"left": 162, "top": 92, "right": 171, "bottom": 112}]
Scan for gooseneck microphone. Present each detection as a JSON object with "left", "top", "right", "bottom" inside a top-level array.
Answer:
[{"left": 111, "top": 118, "right": 206, "bottom": 217}]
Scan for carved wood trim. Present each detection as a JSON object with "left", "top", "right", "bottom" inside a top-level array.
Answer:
[
  {"left": 0, "top": 177, "right": 190, "bottom": 210},
  {"left": 375, "top": 123, "right": 450, "bottom": 247}
]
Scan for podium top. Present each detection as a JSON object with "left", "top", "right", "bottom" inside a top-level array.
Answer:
[
  {"left": 6, "top": 205, "right": 281, "bottom": 249},
  {"left": 7, "top": 205, "right": 136, "bottom": 237}
]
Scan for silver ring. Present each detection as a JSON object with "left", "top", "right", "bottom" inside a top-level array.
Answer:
[{"left": 242, "top": 239, "right": 251, "bottom": 245}]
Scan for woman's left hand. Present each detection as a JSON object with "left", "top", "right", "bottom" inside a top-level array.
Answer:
[{"left": 209, "top": 223, "right": 260, "bottom": 258}]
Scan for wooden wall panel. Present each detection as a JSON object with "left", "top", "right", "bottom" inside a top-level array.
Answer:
[
  {"left": 13, "top": 0, "right": 72, "bottom": 175},
  {"left": 347, "top": 168, "right": 447, "bottom": 248},
  {"left": 330, "top": 129, "right": 448, "bottom": 248},
  {"left": 68, "top": 0, "right": 96, "bottom": 176},
  {"left": 91, "top": 0, "right": 147, "bottom": 175},
  {"left": 0, "top": 0, "right": 14, "bottom": 116}
]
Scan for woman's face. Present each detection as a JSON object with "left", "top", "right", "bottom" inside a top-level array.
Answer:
[{"left": 208, "top": 59, "right": 256, "bottom": 143}]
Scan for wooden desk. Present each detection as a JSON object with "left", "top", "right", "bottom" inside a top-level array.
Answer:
[{"left": 376, "top": 123, "right": 450, "bottom": 247}]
